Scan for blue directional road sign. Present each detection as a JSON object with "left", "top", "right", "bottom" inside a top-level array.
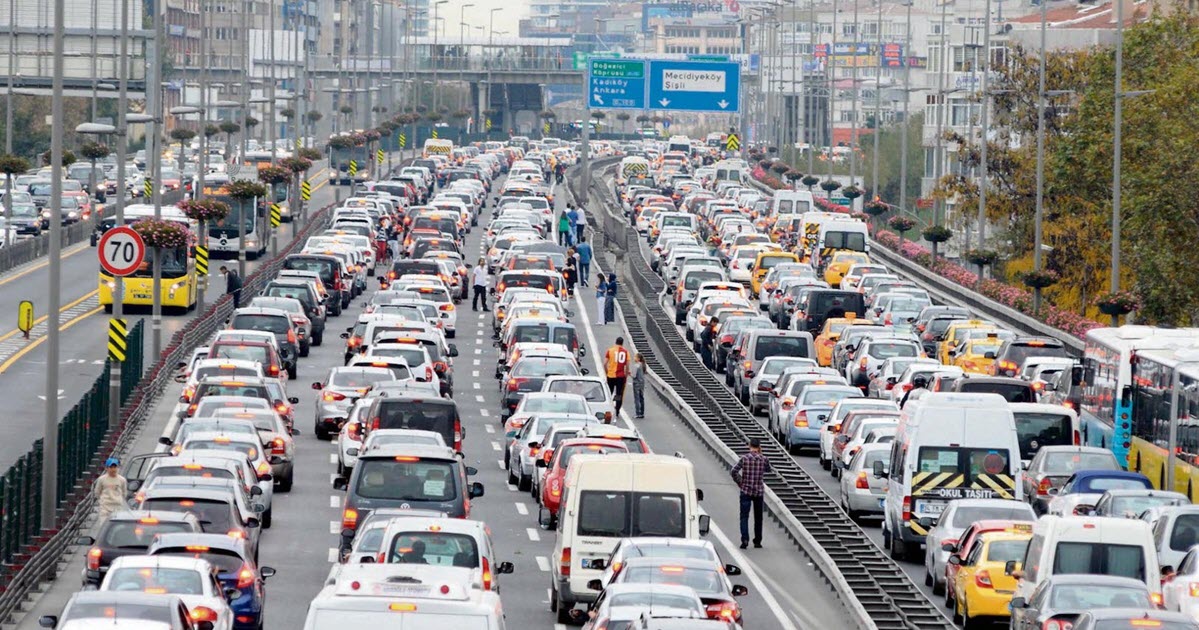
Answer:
[
  {"left": 587, "top": 58, "right": 647, "bottom": 110},
  {"left": 647, "top": 60, "right": 741, "bottom": 113}
]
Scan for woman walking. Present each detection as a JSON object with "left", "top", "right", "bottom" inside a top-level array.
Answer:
[
  {"left": 632, "top": 353, "right": 647, "bottom": 418},
  {"left": 604, "top": 273, "right": 618, "bottom": 324},
  {"left": 595, "top": 276, "right": 609, "bottom": 324}
]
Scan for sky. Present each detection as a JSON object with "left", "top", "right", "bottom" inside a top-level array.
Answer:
[{"left": 437, "top": 0, "right": 527, "bottom": 38}]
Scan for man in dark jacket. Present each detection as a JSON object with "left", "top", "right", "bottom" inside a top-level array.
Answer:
[{"left": 221, "top": 265, "right": 242, "bottom": 308}]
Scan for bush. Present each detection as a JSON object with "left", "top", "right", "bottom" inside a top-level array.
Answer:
[
  {"left": 0, "top": 155, "right": 30, "bottom": 175},
  {"left": 244, "top": 116, "right": 259, "bottom": 128},
  {"left": 539, "top": 110, "right": 556, "bottom": 120},
  {"left": 425, "top": 112, "right": 443, "bottom": 123},
  {"left": 783, "top": 168, "right": 803, "bottom": 182},
  {"left": 339, "top": 105, "right": 353, "bottom": 115},
  {"left": 279, "top": 108, "right": 296, "bottom": 119},
  {"left": 770, "top": 162, "right": 790, "bottom": 174},
  {"left": 888, "top": 216, "right": 916, "bottom": 233},
  {"left": 41, "top": 149, "right": 76, "bottom": 167},
  {"left": 922, "top": 225, "right": 953, "bottom": 243}
]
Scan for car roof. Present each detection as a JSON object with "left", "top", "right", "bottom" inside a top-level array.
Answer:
[
  {"left": 358, "top": 444, "right": 459, "bottom": 460},
  {"left": 151, "top": 532, "right": 248, "bottom": 554},
  {"left": 104, "top": 509, "right": 198, "bottom": 524}
]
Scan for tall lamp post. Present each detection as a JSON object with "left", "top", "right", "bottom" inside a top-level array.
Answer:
[
  {"left": 458, "top": 4, "right": 475, "bottom": 111},
  {"left": 432, "top": 0, "right": 449, "bottom": 113}
]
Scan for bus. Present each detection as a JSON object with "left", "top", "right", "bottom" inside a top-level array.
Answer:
[
  {"left": 1080, "top": 327, "right": 1199, "bottom": 469},
  {"left": 98, "top": 204, "right": 199, "bottom": 312},
  {"left": 202, "top": 173, "right": 269, "bottom": 259}
]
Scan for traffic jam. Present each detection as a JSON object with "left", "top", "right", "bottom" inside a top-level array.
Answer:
[
  {"left": 40, "top": 134, "right": 758, "bottom": 630},
  {"left": 616, "top": 133, "right": 1199, "bottom": 629}
]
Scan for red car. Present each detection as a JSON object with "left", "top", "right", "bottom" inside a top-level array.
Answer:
[{"left": 536, "top": 438, "right": 627, "bottom": 528}]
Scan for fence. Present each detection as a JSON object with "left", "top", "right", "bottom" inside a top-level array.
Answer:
[{"left": 0, "top": 199, "right": 337, "bottom": 622}]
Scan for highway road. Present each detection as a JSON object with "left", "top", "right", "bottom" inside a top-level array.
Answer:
[
  {"left": 12, "top": 170, "right": 853, "bottom": 630},
  {"left": 0, "top": 165, "right": 339, "bottom": 472}
]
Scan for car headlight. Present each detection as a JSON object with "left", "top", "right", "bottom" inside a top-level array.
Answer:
[{"left": 68, "top": 211, "right": 78, "bottom": 218}]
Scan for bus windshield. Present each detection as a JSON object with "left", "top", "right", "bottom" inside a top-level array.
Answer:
[
  {"left": 207, "top": 197, "right": 258, "bottom": 234},
  {"left": 130, "top": 247, "right": 189, "bottom": 278}
]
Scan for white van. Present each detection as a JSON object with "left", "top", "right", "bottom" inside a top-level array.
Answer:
[
  {"left": 304, "top": 564, "right": 505, "bottom": 629},
  {"left": 878, "top": 393, "right": 1023, "bottom": 560},
  {"left": 815, "top": 219, "right": 870, "bottom": 259},
  {"left": 423, "top": 138, "right": 454, "bottom": 159},
  {"left": 550, "top": 453, "right": 709, "bottom": 622},
  {"left": 1012, "top": 515, "right": 1161, "bottom": 604},
  {"left": 771, "top": 189, "right": 814, "bottom": 218},
  {"left": 618, "top": 156, "right": 650, "bottom": 184}
]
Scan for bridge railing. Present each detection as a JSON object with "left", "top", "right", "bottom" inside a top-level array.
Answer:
[{"left": 313, "top": 55, "right": 582, "bottom": 75}]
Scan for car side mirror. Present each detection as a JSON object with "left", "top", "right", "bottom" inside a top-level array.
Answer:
[
  {"left": 535, "top": 458, "right": 547, "bottom": 468},
  {"left": 339, "top": 332, "right": 350, "bottom": 339},
  {"left": 311, "top": 381, "right": 323, "bottom": 390},
  {"left": 38, "top": 616, "right": 57, "bottom": 628},
  {"left": 698, "top": 514, "right": 711, "bottom": 536},
  {"left": 174, "top": 373, "right": 188, "bottom": 383},
  {"left": 872, "top": 460, "right": 888, "bottom": 479},
  {"left": 947, "top": 554, "right": 961, "bottom": 566},
  {"left": 346, "top": 447, "right": 359, "bottom": 457},
  {"left": 269, "top": 455, "right": 284, "bottom": 465},
  {"left": 725, "top": 563, "right": 742, "bottom": 576},
  {"left": 1010, "top": 597, "right": 1027, "bottom": 610},
  {"left": 1047, "top": 487, "right": 1060, "bottom": 496},
  {"left": 260, "top": 567, "right": 276, "bottom": 579},
  {"left": 449, "top": 344, "right": 459, "bottom": 357},
  {"left": 1074, "top": 504, "right": 1095, "bottom": 516},
  {"left": 581, "top": 368, "right": 590, "bottom": 376},
  {"left": 886, "top": 376, "right": 897, "bottom": 385},
  {"left": 126, "top": 479, "right": 142, "bottom": 492},
  {"left": 246, "top": 518, "right": 260, "bottom": 529},
  {"left": 469, "top": 482, "right": 485, "bottom": 498},
  {"left": 75, "top": 535, "right": 95, "bottom": 546},
  {"left": 941, "top": 541, "right": 958, "bottom": 553},
  {"left": 731, "top": 584, "right": 749, "bottom": 597},
  {"left": 197, "top": 622, "right": 215, "bottom": 630},
  {"left": 333, "top": 477, "right": 348, "bottom": 491},
  {"left": 587, "top": 578, "right": 604, "bottom": 591},
  {"left": 497, "top": 561, "right": 514, "bottom": 575},
  {"left": 225, "top": 587, "right": 240, "bottom": 601},
  {"left": 178, "top": 395, "right": 189, "bottom": 403},
  {"left": 1004, "top": 560, "right": 1017, "bottom": 576},
  {"left": 465, "top": 466, "right": 478, "bottom": 476},
  {"left": 287, "top": 397, "right": 299, "bottom": 404}
]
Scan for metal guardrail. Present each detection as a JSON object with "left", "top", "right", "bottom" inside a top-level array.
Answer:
[
  {"left": 0, "top": 199, "right": 338, "bottom": 624},
  {"left": 575, "top": 160, "right": 954, "bottom": 630}
]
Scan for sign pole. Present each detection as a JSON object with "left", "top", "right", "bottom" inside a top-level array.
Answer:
[
  {"left": 110, "top": 0, "right": 129, "bottom": 432},
  {"left": 43, "top": 0, "right": 65, "bottom": 527}
]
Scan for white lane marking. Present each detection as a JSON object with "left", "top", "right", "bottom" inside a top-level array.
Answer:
[
  {"left": 473, "top": 359, "right": 481, "bottom": 366},
  {"left": 574, "top": 287, "right": 639, "bottom": 433},
  {"left": 527, "top": 527, "right": 541, "bottom": 542},
  {"left": 706, "top": 517, "right": 801, "bottom": 630},
  {"left": 480, "top": 409, "right": 491, "bottom": 417},
  {"left": 329, "top": 453, "right": 338, "bottom": 465},
  {"left": 329, "top": 473, "right": 338, "bottom": 484},
  {"left": 472, "top": 370, "right": 480, "bottom": 377},
  {"left": 474, "top": 347, "right": 482, "bottom": 355},
  {"left": 485, "top": 424, "right": 496, "bottom": 433},
  {"left": 473, "top": 382, "right": 481, "bottom": 389},
  {"left": 329, "top": 521, "right": 340, "bottom": 535},
  {"left": 537, "top": 556, "right": 551, "bottom": 572},
  {"left": 507, "top": 483, "right": 517, "bottom": 492},
  {"left": 329, "top": 495, "right": 341, "bottom": 508},
  {"left": 475, "top": 395, "right": 485, "bottom": 402},
  {"left": 328, "top": 548, "right": 339, "bottom": 563},
  {"left": 491, "top": 441, "right": 501, "bottom": 451},
  {"left": 497, "top": 460, "right": 506, "bottom": 470},
  {"left": 515, "top": 502, "right": 528, "bottom": 516}
]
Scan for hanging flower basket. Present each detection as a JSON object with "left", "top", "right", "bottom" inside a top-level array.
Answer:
[
  {"left": 851, "top": 211, "right": 870, "bottom": 222},
  {"left": 363, "top": 129, "right": 381, "bottom": 142},
  {"left": 1095, "top": 291, "right": 1139, "bottom": 316},
  {"left": 177, "top": 198, "right": 231, "bottom": 223},
  {"left": 783, "top": 169, "right": 803, "bottom": 182},
  {"left": 327, "top": 135, "right": 355, "bottom": 151},
  {"left": 770, "top": 162, "right": 790, "bottom": 175},
  {"left": 227, "top": 179, "right": 269, "bottom": 200},
  {"left": 757, "top": 159, "right": 772, "bottom": 170},
  {"left": 1021, "top": 269, "right": 1060, "bottom": 290},
  {"left": 244, "top": 116, "right": 260, "bottom": 129},
  {"left": 298, "top": 147, "right": 322, "bottom": 161},
  {"left": 80, "top": 142, "right": 110, "bottom": 161},
  {"left": 204, "top": 124, "right": 221, "bottom": 137},
  {"left": 279, "top": 156, "right": 313, "bottom": 174},
  {"left": 841, "top": 185, "right": 864, "bottom": 200},
  {"left": 922, "top": 225, "right": 953, "bottom": 244},
  {"left": 305, "top": 111, "right": 323, "bottom": 123},
  {"left": 0, "top": 155, "right": 30, "bottom": 175},
  {"left": 801, "top": 175, "right": 821, "bottom": 188},
  {"left": 132, "top": 218, "right": 191, "bottom": 249},
  {"left": 863, "top": 200, "right": 889, "bottom": 216},
  {"left": 888, "top": 216, "right": 916, "bottom": 234},
  {"left": 819, "top": 180, "right": 841, "bottom": 193},
  {"left": 964, "top": 249, "right": 999, "bottom": 267},
  {"left": 258, "top": 165, "right": 291, "bottom": 185},
  {"left": 350, "top": 133, "right": 368, "bottom": 146}
]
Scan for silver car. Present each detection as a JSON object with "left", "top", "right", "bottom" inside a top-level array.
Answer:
[
  {"left": 839, "top": 444, "right": 889, "bottom": 521},
  {"left": 745, "top": 357, "right": 819, "bottom": 414},
  {"left": 311, "top": 366, "right": 397, "bottom": 440},
  {"left": 922, "top": 498, "right": 1035, "bottom": 595}
]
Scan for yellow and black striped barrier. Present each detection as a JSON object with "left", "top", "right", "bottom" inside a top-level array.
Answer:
[
  {"left": 485, "top": 118, "right": 492, "bottom": 131},
  {"left": 300, "top": 180, "right": 311, "bottom": 201},
  {"left": 270, "top": 203, "right": 282, "bottom": 228},
  {"left": 108, "top": 318, "right": 128, "bottom": 362},
  {"left": 431, "top": 129, "right": 439, "bottom": 139},
  {"left": 143, "top": 179, "right": 152, "bottom": 198},
  {"left": 195, "top": 245, "right": 208, "bottom": 275},
  {"left": 376, "top": 149, "right": 385, "bottom": 164},
  {"left": 399, "top": 133, "right": 407, "bottom": 149},
  {"left": 348, "top": 160, "right": 358, "bottom": 177}
]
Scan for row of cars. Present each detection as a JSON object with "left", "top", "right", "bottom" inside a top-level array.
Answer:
[{"left": 615, "top": 138, "right": 1199, "bottom": 630}]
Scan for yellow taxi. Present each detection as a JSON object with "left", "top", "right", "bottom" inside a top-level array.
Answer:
[
  {"left": 824, "top": 251, "right": 872, "bottom": 287},
  {"left": 938, "top": 320, "right": 996, "bottom": 365},
  {"left": 952, "top": 335, "right": 1005, "bottom": 374},
  {"left": 750, "top": 251, "right": 801, "bottom": 295},
  {"left": 814, "top": 315, "right": 859, "bottom": 366},
  {"left": 951, "top": 530, "right": 1030, "bottom": 628}
]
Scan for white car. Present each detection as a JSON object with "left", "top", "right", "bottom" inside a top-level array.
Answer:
[
  {"left": 541, "top": 375, "right": 615, "bottom": 423},
  {"left": 173, "top": 358, "right": 263, "bottom": 418},
  {"left": 505, "top": 412, "right": 595, "bottom": 491},
  {"left": 817, "top": 398, "right": 899, "bottom": 468},
  {"left": 99, "top": 556, "right": 234, "bottom": 630}
]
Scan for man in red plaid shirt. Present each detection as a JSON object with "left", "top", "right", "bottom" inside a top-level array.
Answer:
[{"left": 731, "top": 438, "right": 771, "bottom": 549}]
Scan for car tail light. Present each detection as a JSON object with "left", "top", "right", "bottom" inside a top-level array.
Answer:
[
  {"left": 440, "top": 303, "right": 455, "bottom": 312},
  {"left": 342, "top": 507, "right": 359, "bottom": 530},
  {"left": 323, "top": 391, "right": 346, "bottom": 402},
  {"left": 974, "top": 570, "right": 994, "bottom": 589},
  {"left": 227, "top": 528, "right": 246, "bottom": 539},
  {"left": 236, "top": 565, "right": 255, "bottom": 589},
  {"left": 705, "top": 602, "right": 739, "bottom": 621},
  {"left": 507, "top": 377, "right": 527, "bottom": 391},
  {"left": 855, "top": 472, "right": 869, "bottom": 489},
  {"left": 482, "top": 556, "right": 492, "bottom": 590},
  {"left": 1037, "top": 477, "right": 1052, "bottom": 496},
  {"left": 181, "top": 386, "right": 195, "bottom": 402},
  {"left": 291, "top": 316, "right": 307, "bottom": 327},
  {"left": 560, "top": 547, "right": 571, "bottom": 577},
  {"left": 87, "top": 547, "right": 102, "bottom": 571},
  {"left": 424, "top": 366, "right": 434, "bottom": 381},
  {"left": 187, "top": 403, "right": 197, "bottom": 416},
  {"left": 256, "top": 461, "right": 271, "bottom": 478},
  {"left": 1044, "top": 620, "right": 1074, "bottom": 630},
  {"left": 859, "top": 357, "right": 868, "bottom": 371},
  {"left": 454, "top": 418, "right": 462, "bottom": 452},
  {"left": 550, "top": 477, "right": 561, "bottom": 497},
  {"left": 884, "top": 314, "right": 893, "bottom": 326},
  {"left": 347, "top": 336, "right": 361, "bottom": 348},
  {"left": 271, "top": 437, "right": 286, "bottom": 455},
  {"left": 1073, "top": 429, "right": 1081, "bottom": 445},
  {"left": 190, "top": 606, "right": 218, "bottom": 623},
  {"left": 794, "top": 410, "right": 808, "bottom": 427},
  {"left": 885, "top": 382, "right": 895, "bottom": 390},
  {"left": 781, "top": 397, "right": 795, "bottom": 411},
  {"left": 998, "top": 360, "right": 1018, "bottom": 376},
  {"left": 268, "top": 364, "right": 280, "bottom": 377},
  {"left": 275, "top": 402, "right": 290, "bottom": 415},
  {"left": 902, "top": 496, "right": 911, "bottom": 522}
]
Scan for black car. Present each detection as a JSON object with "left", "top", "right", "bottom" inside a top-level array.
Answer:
[
  {"left": 992, "top": 336, "right": 1071, "bottom": 377},
  {"left": 75, "top": 509, "right": 202, "bottom": 587},
  {"left": 39, "top": 591, "right": 198, "bottom": 630},
  {"left": 797, "top": 289, "right": 867, "bottom": 334},
  {"left": 365, "top": 393, "right": 462, "bottom": 453},
  {"left": 1010, "top": 575, "right": 1156, "bottom": 630},
  {"left": 262, "top": 280, "right": 328, "bottom": 345}
]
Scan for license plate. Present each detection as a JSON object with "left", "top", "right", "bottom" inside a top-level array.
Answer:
[
  {"left": 372, "top": 584, "right": 429, "bottom": 597},
  {"left": 133, "top": 293, "right": 151, "bottom": 299},
  {"left": 580, "top": 558, "right": 602, "bottom": 569},
  {"left": 916, "top": 500, "right": 946, "bottom": 515}
]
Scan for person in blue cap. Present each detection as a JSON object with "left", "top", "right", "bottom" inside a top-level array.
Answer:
[{"left": 93, "top": 457, "right": 127, "bottom": 521}]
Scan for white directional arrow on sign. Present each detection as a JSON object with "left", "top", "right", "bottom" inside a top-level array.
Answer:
[
  {"left": 717, "top": 100, "right": 729, "bottom": 109},
  {"left": 659, "top": 99, "right": 670, "bottom": 107},
  {"left": 593, "top": 93, "right": 604, "bottom": 106}
]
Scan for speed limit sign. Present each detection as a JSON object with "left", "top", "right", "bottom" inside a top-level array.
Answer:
[{"left": 97, "top": 226, "right": 146, "bottom": 277}]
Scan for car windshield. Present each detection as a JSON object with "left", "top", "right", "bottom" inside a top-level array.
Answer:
[
  {"left": 386, "top": 532, "right": 479, "bottom": 567},
  {"left": 150, "top": 465, "right": 236, "bottom": 483},
  {"left": 331, "top": 370, "right": 396, "bottom": 388},
  {"left": 193, "top": 366, "right": 257, "bottom": 381},
  {"left": 547, "top": 380, "right": 607, "bottom": 402},
  {"left": 1079, "top": 477, "right": 1150, "bottom": 492},
  {"left": 100, "top": 520, "right": 194, "bottom": 548},
  {"left": 197, "top": 383, "right": 268, "bottom": 400},
  {"left": 523, "top": 397, "right": 588, "bottom": 415},
  {"left": 106, "top": 567, "right": 204, "bottom": 595},
  {"left": 369, "top": 346, "right": 428, "bottom": 367},
  {"left": 1013, "top": 413, "right": 1075, "bottom": 460},
  {"left": 140, "top": 498, "right": 233, "bottom": 532},
  {"left": 956, "top": 381, "right": 1034, "bottom": 403},
  {"left": 1048, "top": 584, "right": 1151, "bottom": 609},
  {"left": 868, "top": 343, "right": 918, "bottom": 359},
  {"left": 577, "top": 491, "right": 685, "bottom": 538},
  {"left": 1110, "top": 495, "right": 1182, "bottom": 517},
  {"left": 801, "top": 388, "right": 860, "bottom": 406},
  {"left": 1044, "top": 451, "right": 1118, "bottom": 473},
  {"left": 183, "top": 440, "right": 259, "bottom": 462},
  {"left": 65, "top": 602, "right": 173, "bottom": 623},
  {"left": 609, "top": 592, "right": 701, "bottom": 611},
  {"left": 985, "top": 539, "right": 1030, "bottom": 562},
  {"left": 211, "top": 345, "right": 269, "bottom": 364},
  {"left": 558, "top": 444, "right": 624, "bottom": 468},
  {"left": 354, "top": 458, "right": 458, "bottom": 501},
  {"left": 513, "top": 359, "right": 577, "bottom": 377},
  {"left": 1052, "top": 542, "right": 1145, "bottom": 581},
  {"left": 160, "top": 548, "right": 245, "bottom": 573},
  {"left": 753, "top": 336, "right": 810, "bottom": 361},
  {"left": 951, "top": 505, "right": 1033, "bottom": 527},
  {"left": 620, "top": 565, "right": 723, "bottom": 595}
]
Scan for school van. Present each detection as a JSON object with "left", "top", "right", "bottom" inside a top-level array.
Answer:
[
  {"left": 798, "top": 212, "right": 844, "bottom": 260},
  {"left": 304, "top": 564, "right": 505, "bottom": 630},
  {"left": 877, "top": 393, "right": 1023, "bottom": 560},
  {"left": 771, "top": 189, "right": 814, "bottom": 218},
  {"left": 618, "top": 156, "right": 650, "bottom": 184},
  {"left": 423, "top": 138, "right": 454, "bottom": 159},
  {"left": 1011, "top": 515, "right": 1161, "bottom": 605},
  {"left": 550, "top": 453, "right": 709, "bottom": 622},
  {"left": 816, "top": 219, "right": 870, "bottom": 260}
]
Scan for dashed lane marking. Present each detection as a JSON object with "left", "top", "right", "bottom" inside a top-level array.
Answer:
[
  {"left": 527, "top": 528, "right": 541, "bottom": 542},
  {"left": 515, "top": 502, "right": 528, "bottom": 516},
  {"left": 484, "top": 424, "right": 495, "bottom": 433},
  {"left": 329, "top": 521, "right": 340, "bottom": 535},
  {"left": 329, "top": 495, "right": 341, "bottom": 508},
  {"left": 472, "top": 370, "right": 479, "bottom": 377},
  {"left": 480, "top": 409, "right": 490, "bottom": 417},
  {"left": 328, "top": 453, "right": 337, "bottom": 465},
  {"left": 475, "top": 395, "right": 485, "bottom": 402},
  {"left": 491, "top": 441, "right": 501, "bottom": 451},
  {"left": 536, "top": 556, "right": 551, "bottom": 572},
  {"left": 327, "top": 548, "right": 339, "bottom": 563},
  {"left": 473, "top": 382, "right": 481, "bottom": 389}
]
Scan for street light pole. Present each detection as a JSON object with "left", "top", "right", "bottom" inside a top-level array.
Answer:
[
  {"left": 109, "top": 0, "right": 131, "bottom": 439},
  {"left": 43, "top": 0, "right": 66, "bottom": 528},
  {"left": 1110, "top": 0, "right": 1125, "bottom": 325},
  {"left": 1032, "top": 0, "right": 1048, "bottom": 313},
  {"left": 933, "top": 0, "right": 949, "bottom": 228},
  {"left": 459, "top": 4, "right": 475, "bottom": 111},
  {"left": 5, "top": 0, "right": 13, "bottom": 155},
  {"left": 898, "top": 0, "right": 912, "bottom": 216},
  {"left": 826, "top": 0, "right": 837, "bottom": 182},
  {"left": 196, "top": 0, "right": 208, "bottom": 310},
  {"left": 432, "top": 0, "right": 448, "bottom": 113},
  {"left": 870, "top": 0, "right": 883, "bottom": 201},
  {"left": 269, "top": 0, "right": 278, "bottom": 258},
  {"left": 150, "top": 0, "right": 165, "bottom": 360},
  {"left": 978, "top": 0, "right": 993, "bottom": 250}
]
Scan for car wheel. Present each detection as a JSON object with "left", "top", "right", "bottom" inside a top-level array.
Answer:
[
  {"left": 506, "top": 463, "right": 517, "bottom": 486},
  {"left": 288, "top": 365, "right": 298, "bottom": 380},
  {"left": 263, "top": 507, "right": 273, "bottom": 529},
  {"left": 447, "top": 329, "right": 456, "bottom": 338},
  {"left": 944, "top": 577, "right": 955, "bottom": 608},
  {"left": 889, "top": 525, "right": 908, "bottom": 561},
  {"left": 740, "top": 387, "right": 749, "bottom": 404},
  {"left": 924, "top": 565, "right": 934, "bottom": 586},
  {"left": 279, "top": 471, "right": 294, "bottom": 493},
  {"left": 300, "top": 343, "right": 310, "bottom": 358},
  {"left": 555, "top": 592, "right": 574, "bottom": 625},
  {"left": 819, "top": 453, "right": 829, "bottom": 470},
  {"left": 786, "top": 435, "right": 799, "bottom": 456},
  {"left": 517, "top": 468, "right": 531, "bottom": 491},
  {"left": 315, "top": 425, "right": 329, "bottom": 441},
  {"left": 312, "top": 331, "right": 323, "bottom": 346},
  {"left": 931, "top": 571, "right": 945, "bottom": 596}
]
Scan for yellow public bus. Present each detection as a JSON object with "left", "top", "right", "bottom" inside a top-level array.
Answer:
[
  {"left": 98, "top": 204, "right": 199, "bottom": 312},
  {"left": 1125, "top": 341, "right": 1199, "bottom": 500}
]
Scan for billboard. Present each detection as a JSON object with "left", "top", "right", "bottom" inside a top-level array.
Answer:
[{"left": 814, "top": 43, "right": 907, "bottom": 68}]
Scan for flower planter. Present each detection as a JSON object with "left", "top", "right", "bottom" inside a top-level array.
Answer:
[{"left": 1098, "top": 303, "right": 1134, "bottom": 316}]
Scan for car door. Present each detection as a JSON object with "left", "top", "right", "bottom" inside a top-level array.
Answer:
[{"left": 123, "top": 453, "right": 171, "bottom": 496}]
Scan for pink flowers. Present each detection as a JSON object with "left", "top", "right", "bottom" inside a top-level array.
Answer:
[{"left": 874, "top": 228, "right": 1103, "bottom": 339}]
